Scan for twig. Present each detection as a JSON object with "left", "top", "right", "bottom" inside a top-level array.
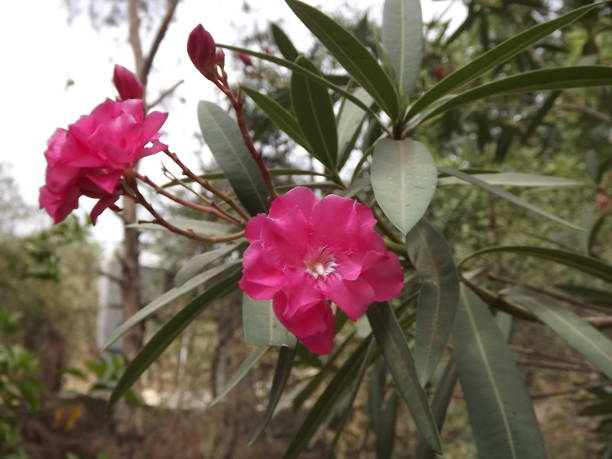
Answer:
[
  {"left": 531, "top": 380, "right": 612, "bottom": 400},
  {"left": 213, "top": 76, "right": 277, "bottom": 199},
  {"left": 134, "top": 172, "right": 244, "bottom": 226},
  {"left": 141, "top": 0, "right": 180, "bottom": 86},
  {"left": 127, "top": 0, "right": 144, "bottom": 78},
  {"left": 164, "top": 150, "right": 250, "bottom": 221},
  {"left": 557, "top": 104, "right": 612, "bottom": 124},
  {"left": 149, "top": 80, "right": 184, "bottom": 109}
]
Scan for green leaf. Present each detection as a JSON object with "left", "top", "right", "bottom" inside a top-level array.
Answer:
[
  {"left": 217, "top": 43, "right": 386, "bottom": 129},
  {"left": 104, "top": 261, "right": 241, "bottom": 350},
  {"left": 285, "top": 0, "right": 400, "bottom": 119},
  {"left": 337, "top": 87, "right": 374, "bottom": 170},
  {"left": 367, "top": 303, "right": 442, "bottom": 453},
  {"left": 588, "top": 211, "right": 611, "bottom": 257},
  {"left": 174, "top": 242, "right": 243, "bottom": 286},
  {"left": 461, "top": 245, "right": 612, "bottom": 284},
  {"left": 242, "top": 295, "right": 296, "bottom": 347},
  {"left": 283, "top": 337, "right": 374, "bottom": 458},
  {"left": 555, "top": 284, "right": 612, "bottom": 308},
  {"left": 420, "top": 66, "right": 612, "bottom": 122},
  {"left": 290, "top": 56, "right": 338, "bottom": 169},
  {"left": 242, "top": 87, "right": 309, "bottom": 150},
  {"left": 108, "top": 270, "right": 241, "bottom": 408},
  {"left": 406, "top": 219, "right": 459, "bottom": 386},
  {"left": 438, "top": 167, "right": 582, "bottom": 231},
  {"left": 270, "top": 23, "right": 299, "bottom": 61},
  {"left": 197, "top": 101, "right": 269, "bottom": 215},
  {"left": 382, "top": 0, "right": 423, "bottom": 99},
  {"left": 504, "top": 289, "right": 612, "bottom": 379},
  {"left": 372, "top": 138, "right": 437, "bottom": 235},
  {"left": 438, "top": 172, "right": 583, "bottom": 188},
  {"left": 453, "top": 287, "right": 547, "bottom": 459},
  {"left": 292, "top": 331, "right": 355, "bottom": 411},
  {"left": 250, "top": 346, "right": 296, "bottom": 445},
  {"left": 128, "top": 217, "right": 239, "bottom": 236},
  {"left": 209, "top": 346, "right": 268, "bottom": 407},
  {"left": 406, "top": 2, "right": 602, "bottom": 119},
  {"left": 415, "top": 360, "right": 458, "bottom": 459}
]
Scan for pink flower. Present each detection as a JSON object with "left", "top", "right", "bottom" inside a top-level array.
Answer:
[
  {"left": 39, "top": 99, "right": 168, "bottom": 224},
  {"left": 188, "top": 24, "right": 218, "bottom": 77},
  {"left": 113, "top": 64, "right": 144, "bottom": 100},
  {"left": 236, "top": 52, "right": 253, "bottom": 67},
  {"left": 239, "top": 187, "right": 404, "bottom": 354}
]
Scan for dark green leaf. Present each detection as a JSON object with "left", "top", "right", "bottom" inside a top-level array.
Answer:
[
  {"left": 461, "top": 245, "right": 612, "bottom": 284},
  {"left": 197, "top": 101, "right": 269, "bottom": 215},
  {"left": 438, "top": 167, "right": 582, "bottom": 230},
  {"left": 104, "top": 261, "right": 241, "bottom": 350},
  {"left": 285, "top": 0, "right": 400, "bottom": 119},
  {"left": 129, "top": 217, "right": 240, "bottom": 236},
  {"left": 249, "top": 346, "right": 296, "bottom": 445},
  {"left": 209, "top": 346, "right": 268, "bottom": 407},
  {"left": 438, "top": 172, "right": 583, "bottom": 188},
  {"left": 406, "top": 219, "right": 459, "bottom": 386},
  {"left": 217, "top": 43, "right": 386, "bottom": 128},
  {"left": 588, "top": 212, "right": 611, "bottom": 257},
  {"left": 453, "top": 287, "right": 547, "bottom": 459},
  {"left": 270, "top": 23, "right": 299, "bottom": 61},
  {"left": 382, "top": 0, "right": 423, "bottom": 99},
  {"left": 415, "top": 360, "right": 457, "bottom": 459},
  {"left": 367, "top": 303, "right": 442, "bottom": 453},
  {"left": 372, "top": 138, "right": 437, "bottom": 235},
  {"left": 108, "top": 269, "right": 241, "bottom": 408},
  {"left": 406, "top": 2, "right": 602, "bottom": 119},
  {"left": 290, "top": 56, "right": 338, "bottom": 169},
  {"left": 505, "top": 289, "right": 612, "bottom": 379},
  {"left": 555, "top": 284, "right": 612, "bottom": 308},
  {"left": 242, "top": 86, "right": 309, "bottom": 149},
  {"left": 174, "top": 242, "right": 243, "bottom": 286},
  {"left": 420, "top": 66, "right": 612, "bottom": 122},
  {"left": 283, "top": 337, "right": 373, "bottom": 458}
]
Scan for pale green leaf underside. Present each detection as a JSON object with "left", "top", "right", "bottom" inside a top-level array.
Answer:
[{"left": 242, "top": 295, "right": 296, "bottom": 347}]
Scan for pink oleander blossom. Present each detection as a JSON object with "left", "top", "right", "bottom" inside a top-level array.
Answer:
[
  {"left": 239, "top": 187, "right": 404, "bottom": 354},
  {"left": 39, "top": 99, "right": 168, "bottom": 224}
]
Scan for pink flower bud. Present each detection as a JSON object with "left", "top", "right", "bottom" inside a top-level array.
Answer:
[
  {"left": 215, "top": 49, "right": 225, "bottom": 69},
  {"left": 112, "top": 65, "right": 144, "bottom": 100},
  {"left": 237, "top": 52, "right": 253, "bottom": 67},
  {"left": 187, "top": 24, "right": 217, "bottom": 76}
]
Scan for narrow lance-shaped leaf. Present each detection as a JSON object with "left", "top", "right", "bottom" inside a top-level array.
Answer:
[
  {"left": 108, "top": 270, "right": 241, "bottom": 408},
  {"left": 270, "top": 23, "right": 299, "bottom": 61},
  {"left": 382, "top": 0, "right": 423, "bottom": 99},
  {"left": 505, "top": 289, "right": 612, "bottom": 379},
  {"left": 174, "top": 242, "right": 243, "bottom": 286},
  {"left": 367, "top": 302, "right": 442, "bottom": 453},
  {"left": 285, "top": 0, "right": 400, "bottom": 119},
  {"left": 217, "top": 43, "right": 385, "bottom": 128},
  {"left": 419, "top": 66, "right": 612, "bottom": 123},
  {"left": 453, "top": 287, "right": 547, "bottom": 459},
  {"left": 129, "top": 217, "right": 240, "bottom": 236},
  {"left": 208, "top": 346, "right": 268, "bottom": 407},
  {"left": 104, "top": 261, "right": 241, "bottom": 349},
  {"left": 290, "top": 56, "right": 338, "bottom": 170},
  {"left": 337, "top": 87, "right": 374, "bottom": 170},
  {"left": 438, "top": 172, "right": 583, "bottom": 188},
  {"left": 198, "top": 101, "right": 269, "bottom": 215},
  {"left": 372, "top": 138, "right": 437, "bottom": 235},
  {"left": 406, "top": 2, "right": 602, "bottom": 119},
  {"left": 406, "top": 219, "right": 459, "bottom": 386},
  {"left": 242, "top": 86, "right": 309, "bottom": 150},
  {"left": 461, "top": 245, "right": 612, "bottom": 285},
  {"left": 242, "top": 295, "right": 296, "bottom": 347},
  {"left": 250, "top": 346, "right": 296, "bottom": 445},
  {"left": 283, "top": 337, "right": 374, "bottom": 458},
  {"left": 438, "top": 167, "right": 582, "bottom": 231}
]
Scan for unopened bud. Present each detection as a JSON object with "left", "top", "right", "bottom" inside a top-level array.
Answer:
[
  {"left": 237, "top": 52, "right": 253, "bottom": 67},
  {"left": 113, "top": 65, "right": 144, "bottom": 100},
  {"left": 188, "top": 24, "right": 217, "bottom": 77}
]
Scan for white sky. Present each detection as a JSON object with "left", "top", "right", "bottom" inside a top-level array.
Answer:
[{"left": 1, "top": 0, "right": 464, "bottom": 252}]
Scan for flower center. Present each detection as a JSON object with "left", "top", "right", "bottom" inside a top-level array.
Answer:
[{"left": 304, "top": 246, "right": 338, "bottom": 279}]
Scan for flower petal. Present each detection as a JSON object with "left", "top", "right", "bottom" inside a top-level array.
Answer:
[{"left": 319, "top": 275, "right": 375, "bottom": 321}]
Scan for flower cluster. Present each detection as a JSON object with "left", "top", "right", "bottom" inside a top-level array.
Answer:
[
  {"left": 39, "top": 66, "right": 168, "bottom": 224},
  {"left": 239, "top": 187, "right": 404, "bottom": 354}
]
